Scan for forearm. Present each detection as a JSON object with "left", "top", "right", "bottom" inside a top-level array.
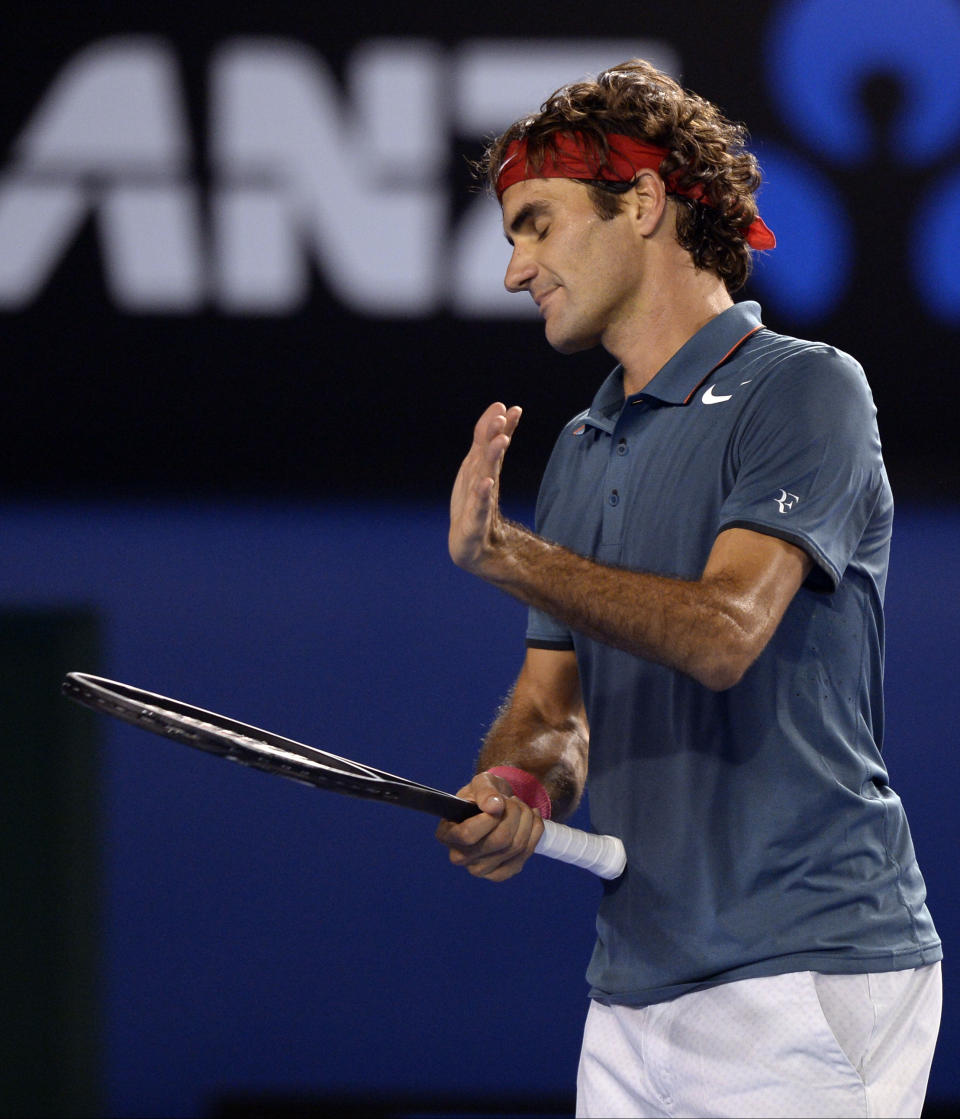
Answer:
[
  {"left": 476, "top": 520, "right": 764, "bottom": 691},
  {"left": 476, "top": 683, "right": 588, "bottom": 822},
  {"left": 449, "top": 403, "right": 810, "bottom": 690}
]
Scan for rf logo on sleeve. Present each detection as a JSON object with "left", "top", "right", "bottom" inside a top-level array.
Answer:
[{"left": 775, "top": 489, "right": 800, "bottom": 513}]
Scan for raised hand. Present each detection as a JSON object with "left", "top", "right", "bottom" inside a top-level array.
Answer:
[{"left": 448, "top": 402, "right": 522, "bottom": 575}]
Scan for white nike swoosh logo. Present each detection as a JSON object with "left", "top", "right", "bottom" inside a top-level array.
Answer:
[{"left": 702, "top": 384, "right": 733, "bottom": 404}]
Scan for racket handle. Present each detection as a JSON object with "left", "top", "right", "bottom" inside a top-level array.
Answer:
[{"left": 535, "top": 819, "right": 627, "bottom": 880}]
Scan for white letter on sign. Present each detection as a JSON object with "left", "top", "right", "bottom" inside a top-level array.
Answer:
[{"left": 210, "top": 39, "right": 446, "bottom": 314}]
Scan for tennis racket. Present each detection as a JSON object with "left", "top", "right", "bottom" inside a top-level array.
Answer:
[{"left": 62, "top": 672, "right": 626, "bottom": 879}]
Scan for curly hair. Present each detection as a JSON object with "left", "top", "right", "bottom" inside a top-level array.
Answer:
[{"left": 479, "top": 59, "right": 765, "bottom": 292}]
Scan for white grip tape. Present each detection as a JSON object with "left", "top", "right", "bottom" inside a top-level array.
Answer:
[{"left": 535, "top": 819, "right": 627, "bottom": 880}]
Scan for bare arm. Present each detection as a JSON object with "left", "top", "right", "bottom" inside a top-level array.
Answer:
[
  {"left": 436, "top": 646, "right": 588, "bottom": 881},
  {"left": 450, "top": 403, "right": 813, "bottom": 691},
  {"left": 476, "top": 645, "right": 588, "bottom": 819}
]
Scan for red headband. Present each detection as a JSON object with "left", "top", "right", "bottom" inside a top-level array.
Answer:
[{"left": 495, "top": 132, "right": 775, "bottom": 250}]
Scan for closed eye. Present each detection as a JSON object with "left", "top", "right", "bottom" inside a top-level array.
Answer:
[{"left": 504, "top": 199, "right": 553, "bottom": 245}]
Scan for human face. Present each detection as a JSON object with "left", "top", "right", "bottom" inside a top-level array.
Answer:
[{"left": 501, "top": 177, "right": 644, "bottom": 354}]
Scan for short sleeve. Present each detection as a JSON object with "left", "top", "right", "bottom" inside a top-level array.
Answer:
[
  {"left": 526, "top": 604, "right": 574, "bottom": 649},
  {"left": 525, "top": 429, "right": 577, "bottom": 649},
  {"left": 717, "top": 345, "right": 891, "bottom": 592}
]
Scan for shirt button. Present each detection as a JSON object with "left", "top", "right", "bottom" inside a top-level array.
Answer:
[
  {"left": 617, "top": 439, "right": 628, "bottom": 456},
  {"left": 609, "top": 490, "right": 619, "bottom": 507}
]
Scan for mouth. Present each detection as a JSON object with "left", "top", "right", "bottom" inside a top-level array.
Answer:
[{"left": 534, "top": 287, "right": 558, "bottom": 314}]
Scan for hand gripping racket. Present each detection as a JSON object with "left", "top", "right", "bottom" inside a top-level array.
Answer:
[{"left": 62, "top": 673, "right": 626, "bottom": 880}]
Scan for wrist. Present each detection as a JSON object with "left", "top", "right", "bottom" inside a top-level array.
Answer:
[
  {"left": 467, "top": 516, "right": 528, "bottom": 584},
  {"left": 486, "top": 765, "right": 553, "bottom": 819}
]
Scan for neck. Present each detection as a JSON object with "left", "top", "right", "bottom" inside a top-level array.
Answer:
[{"left": 605, "top": 255, "right": 734, "bottom": 396}]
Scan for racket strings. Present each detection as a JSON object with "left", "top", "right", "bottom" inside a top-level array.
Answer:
[{"left": 136, "top": 704, "right": 407, "bottom": 802}]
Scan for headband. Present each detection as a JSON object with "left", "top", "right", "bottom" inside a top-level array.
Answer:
[{"left": 495, "top": 132, "right": 776, "bottom": 250}]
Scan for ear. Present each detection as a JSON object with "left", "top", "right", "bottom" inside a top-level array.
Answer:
[{"left": 627, "top": 168, "right": 668, "bottom": 235}]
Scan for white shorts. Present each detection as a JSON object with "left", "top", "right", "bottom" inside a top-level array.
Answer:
[{"left": 576, "top": 963, "right": 942, "bottom": 1118}]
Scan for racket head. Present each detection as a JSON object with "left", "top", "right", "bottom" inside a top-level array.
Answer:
[{"left": 62, "top": 672, "right": 479, "bottom": 823}]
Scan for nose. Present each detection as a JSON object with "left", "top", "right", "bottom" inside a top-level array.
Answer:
[{"left": 504, "top": 244, "right": 537, "bottom": 293}]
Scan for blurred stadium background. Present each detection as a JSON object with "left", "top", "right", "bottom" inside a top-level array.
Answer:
[{"left": 1, "top": 2, "right": 957, "bottom": 1116}]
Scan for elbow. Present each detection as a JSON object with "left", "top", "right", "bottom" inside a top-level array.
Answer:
[
  {"left": 695, "top": 660, "right": 748, "bottom": 692},
  {"left": 684, "top": 591, "right": 783, "bottom": 691},
  {"left": 689, "top": 643, "right": 759, "bottom": 692}
]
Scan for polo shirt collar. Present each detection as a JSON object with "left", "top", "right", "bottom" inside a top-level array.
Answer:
[{"left": 582, "top": 301, "right": 764, "bottom": 432}]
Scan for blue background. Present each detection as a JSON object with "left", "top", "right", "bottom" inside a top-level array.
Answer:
[
  {"left": 1, "top": 0, "right": 959, "bottom": 1114},
  {"left": 1, "top": 500, "right": 956, "bottom": 1116}
]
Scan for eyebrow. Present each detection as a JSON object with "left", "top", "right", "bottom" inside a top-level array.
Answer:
[{"left": 504, "top": 200, "right": 551, "bottom": 243}]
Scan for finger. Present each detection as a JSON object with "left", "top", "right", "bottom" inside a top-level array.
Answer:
[
  {"left": 473, "top": 402, "right": 509, "bottom": 446},
  {"left": 502, "top": 405, "right": 523, "bottom": 439},
  {"left": 474, "top": 403, "right": 520, "bottom": 462},
  {"left": 455, "top": 423, "right": 506, "bottom": 512},
  {"left": 456, "top": 405, "right": 520, "bottom": 508},
  {"left": 480, "top": 420, "right": 521, "bottom": 497},
  {"left": 435, "top": 785, "right": 506, "bottom": 848},
  {"left": 440, "top": 800, "right": 516, "bottom": 861},
  {"left": 480, "top": 438, "right": 510, "bottom": 489},
  {"left": 479, "top": 405, "right": 521, "bottom": 453},
  {"left": 461, "top": 773, "right": 515, "bottom": 806},
  {"left": 463, "top": 805, "right": 534, "bottom": 871},
  {"left": 445, "top": 797, "right": 535, "bottom": 868},
  {"left": 436, "top": 810, "right": 496, "bottom": 848},
  {"left": 465, "top": 808, "right": 545, "bottom": 881}
]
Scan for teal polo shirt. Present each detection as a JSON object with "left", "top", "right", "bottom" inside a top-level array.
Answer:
[{"left": 527, "top": 301, "right": 941, "bottom": 1006}]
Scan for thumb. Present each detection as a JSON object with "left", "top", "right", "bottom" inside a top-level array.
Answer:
[{"left": 480, "top": 792, "right": 506, "bottom": 817}]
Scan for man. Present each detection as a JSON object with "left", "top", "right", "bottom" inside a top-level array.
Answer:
[{"left": 435, "top": 60, "right": 942, "bottom": 1118}]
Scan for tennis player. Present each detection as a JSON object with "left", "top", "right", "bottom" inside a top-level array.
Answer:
[{"left": 436, "top": 59, "right": 942, "bottom": 1118}]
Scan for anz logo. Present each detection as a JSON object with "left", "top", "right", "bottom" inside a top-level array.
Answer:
[
  {"left": 1, "top": 2, "right": 958, "bottom": 324},
  {"left": 0, "top": 37, "right": 674, "bottom": 317},
  {"left": 749, "top": 0, "right": 960, "bottom": 326}
]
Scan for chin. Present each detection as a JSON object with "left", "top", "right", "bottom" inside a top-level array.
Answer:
[
  {"left": 546, "top": 328, "right": 600, "bottom": 355},
  {"left": 544, "top": 309, "right": 604, "bottom": 354}
]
